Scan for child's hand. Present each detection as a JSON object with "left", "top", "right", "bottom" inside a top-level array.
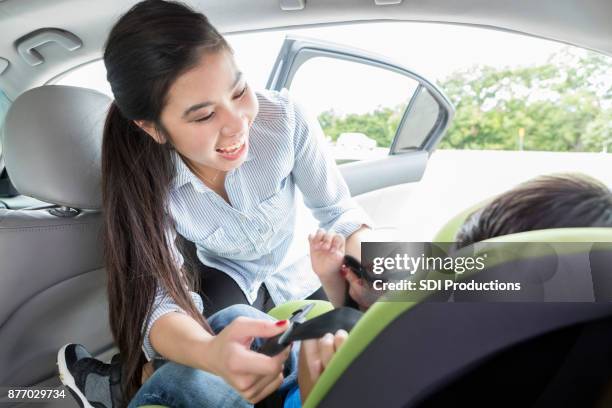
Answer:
[
  {"left": 298, "top": 330, "right": 349, "bottom": 401},
  {"left": 341, "top": 264, "right": 378, "bottom": 311},
  {"left": 308, "top": 229, "right": 345, "bottom": 283}
]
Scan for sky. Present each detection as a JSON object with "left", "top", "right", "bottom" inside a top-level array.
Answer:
[
  {"left": 57, "top": 20, "right": 612, "bottom": 133},
  {"left": 229, "top": 22, "right": 567, "bottom": 86},
  {"left": 58, "top": 21, "right": 572, "bottom": 116},
  {"left": 227, "top": 22, "right": 568, "bottom": 115}
]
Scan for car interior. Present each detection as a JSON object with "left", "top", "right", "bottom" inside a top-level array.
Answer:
[{"left": 1, "top": 0, "right": 612, "bottom": 407}]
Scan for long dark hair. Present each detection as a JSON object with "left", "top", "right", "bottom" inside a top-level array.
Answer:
[
  {"left": 101, "top": 0, "right": 229, "bottom": 402},
  {"left": 456, "top": 173, "right": 612, "bottom": 248}
]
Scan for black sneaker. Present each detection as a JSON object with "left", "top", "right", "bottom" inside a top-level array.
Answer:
[{"left": 57, "top": 344, "right": 123, "bottom": 408}]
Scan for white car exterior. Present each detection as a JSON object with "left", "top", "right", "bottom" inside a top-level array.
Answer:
[{"left": 336, "top": 132, "right": 377, "bottom": 150}]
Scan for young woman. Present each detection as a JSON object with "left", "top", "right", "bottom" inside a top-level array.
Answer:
[{"left": 58, "top": 0, "right": 370, "bottom": 406}]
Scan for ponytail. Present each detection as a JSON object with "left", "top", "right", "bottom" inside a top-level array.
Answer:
[
  {"left": 102, "top": 1, "right": 230, "bottom": 401},
  {"left": 102, "top": 102, "right": 211, "bottom": 403}
]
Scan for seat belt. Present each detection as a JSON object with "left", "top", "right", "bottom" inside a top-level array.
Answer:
[{"left": 258, "top": 307, "right": 363, "bottom": 356}]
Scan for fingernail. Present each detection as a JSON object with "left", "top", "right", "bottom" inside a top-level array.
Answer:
[
  {"left": 275, "top": 320, "right": 288, "bottom": 326},
  {"left": 340, "top": 267, "right": 347, "bottom": 277}
]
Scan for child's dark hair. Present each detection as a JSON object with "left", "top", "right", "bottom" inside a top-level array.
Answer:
[{"left": 456, "top": 173, "right": 612, "bottom": 248}]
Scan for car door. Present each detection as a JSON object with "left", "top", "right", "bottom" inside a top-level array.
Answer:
[{"left": 265, "top": 36, "right": 454, "bottom": 233}]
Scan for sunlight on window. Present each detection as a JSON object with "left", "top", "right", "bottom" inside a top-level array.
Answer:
[{"left": 56, "top": 22, "right": 612, "bottom": 154}]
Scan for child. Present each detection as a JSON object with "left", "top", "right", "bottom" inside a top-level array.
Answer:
[
  {"left": 455, "top": 173, "right": 612, "bottom": 248},
  {"left": 310, "top": 173, "right": 612, "bottom": 309}
]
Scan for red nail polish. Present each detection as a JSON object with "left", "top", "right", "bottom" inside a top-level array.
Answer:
[
  {"left": 275, "top": 320, "right": 288, "bottom": 326},
  {"left": 340, "top": 267, "right": 347, "bottom": 277}
]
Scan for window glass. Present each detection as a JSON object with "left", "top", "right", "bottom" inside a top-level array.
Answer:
[
  {"left": 289, "top": 56, "right": 418, "bottom": 162},
  {"left": 438, "top": 49, "right": 612, "bottom": 152},
  {"left": 56, "top": 22, "right": 612, "bottom": 154},
  {"left": 0, "top": 89, "right": 12, "bottom": 158},
  {"left": 228, "top": 23, "right": 612, "bottom": 154},
  {"left": 393, "top": 88, "right": 440, "bottom": 152},
  {"left": 56, "top": 61, "right": 112, "bottom": 97}
]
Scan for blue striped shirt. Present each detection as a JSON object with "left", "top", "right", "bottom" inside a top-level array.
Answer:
[{"left": 142, "top": 89, "right": 370, "bottom": 359}]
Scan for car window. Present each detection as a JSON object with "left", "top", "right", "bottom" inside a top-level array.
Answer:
[
  {"left": 55, "top": 61, "right": 112, "bottom": 97},
  {"left": 228, "top": 23, "right": 612, "bottom": 160},
  {"left": 55, "top": 23, "right": 612, "bottom": 157},
  {"left": 289, "top": 56, "right": 419, "bottom": 163},
  {"left": 0, "top": 89, "right": 12, "bottom": 159},
  {"left": 438, "top": 49, "right": 612, "bottom": 153},
  {"left": 52, "top": 22, "right": 612, "bottom": 242}
]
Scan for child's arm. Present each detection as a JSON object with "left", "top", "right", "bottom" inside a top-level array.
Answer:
[{"left": 309, "top": 229, "right": 347, "bottom": 308}]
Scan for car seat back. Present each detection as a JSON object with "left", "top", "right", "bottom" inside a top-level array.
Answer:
[
  {"left": 0, "top": 85, "right": 111, "bottom": 387},
  {"left": 305, "top": 228, "right": 612, "bottom": 408}
]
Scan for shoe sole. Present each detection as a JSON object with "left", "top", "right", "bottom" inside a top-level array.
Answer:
[{"left": 57, "top": 344, "right": 94, "bottom": 408}]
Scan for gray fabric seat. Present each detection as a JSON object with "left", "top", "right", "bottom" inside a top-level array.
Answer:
[{"left": 0, "top": 85, "right": 112, "bottom": 390}]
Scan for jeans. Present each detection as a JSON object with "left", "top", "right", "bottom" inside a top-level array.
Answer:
[{"left": 128, "top": 304, "right": 299, "bottom": 408}]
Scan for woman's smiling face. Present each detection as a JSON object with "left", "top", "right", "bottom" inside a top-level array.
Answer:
[{"left": 158, "top": 48, "right": 258, "bottom": 174}]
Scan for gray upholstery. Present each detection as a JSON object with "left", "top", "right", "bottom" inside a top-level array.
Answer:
[
  {"left": 2, "top": 85, "right": 110, "bottom": 209},
  {"left": 0, "top": 85, "right": 112, "bottom": 391}
]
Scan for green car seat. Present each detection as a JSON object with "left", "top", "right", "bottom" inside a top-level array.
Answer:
[{"left": 303, "top": 204, "right": 612, "bottom": 407}]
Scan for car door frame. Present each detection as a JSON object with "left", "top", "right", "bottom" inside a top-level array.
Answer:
[{"left": 265, "top": 35, "right": 454, "bottom": 196}]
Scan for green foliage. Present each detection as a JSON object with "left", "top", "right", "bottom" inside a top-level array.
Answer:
[
  {"left": 317, "top": 47, "right": 612, "bottom": 152},
  {"left": 318, "top": 105, "right": 404, "bottom": 148}
]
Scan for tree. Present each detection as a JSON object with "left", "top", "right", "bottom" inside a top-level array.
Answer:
[
  {"left": 317, "top": 47, "right": 612, "bottom": 152},
  {"left": 438, "top": 47, "right": 612, "bottom": 152},
  {"left": 317, "top": 105, "right": 404, "bottom": 148}
]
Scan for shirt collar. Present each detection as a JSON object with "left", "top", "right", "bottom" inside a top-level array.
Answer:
[
  {"left": 171, "top": 147, "right": 253, "bottom": 192},
  {"left": 171, "top": 150, "right": 197, "bottom": 191}
]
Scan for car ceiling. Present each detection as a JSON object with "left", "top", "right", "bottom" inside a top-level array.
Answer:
[{"left": 0, "top": 0, "right": 611, "bottom": 100}]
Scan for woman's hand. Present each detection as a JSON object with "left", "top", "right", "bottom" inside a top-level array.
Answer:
[
  {"left": 298, "top": 330, "right": 349, "bottom": 402},
  {"left": 202, "top": 317, "right": 292, "bottom": 404}
]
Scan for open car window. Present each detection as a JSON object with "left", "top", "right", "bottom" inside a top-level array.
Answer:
[
  {"left": 56, "top": 22, "right": 612, "bottom": 157},
  {"left": 0, "top": 89, "right": 13, "bottom": 199},
  {"left": 226, "top": 22, "right": 612, "bottom": 156},
  {"left": 0, "top": 89, "right": 12, "bottom": 171}
]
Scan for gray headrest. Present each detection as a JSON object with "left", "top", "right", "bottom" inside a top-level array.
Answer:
[{"left": 2, "top": 85, "right": 111, "bottom": 209}]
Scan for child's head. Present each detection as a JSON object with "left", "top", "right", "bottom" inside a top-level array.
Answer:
[{"left": 456, "top": 173, "right": 612, "bottom": 248}]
